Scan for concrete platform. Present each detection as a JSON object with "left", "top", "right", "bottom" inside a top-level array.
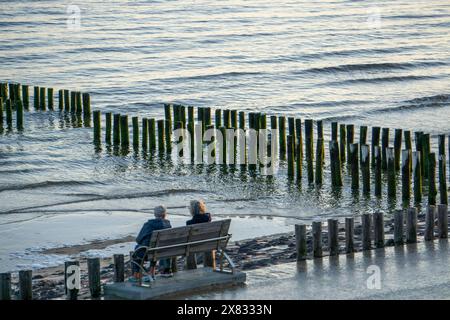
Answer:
[{"left": 103, "top": 268, "right": 246, "bottom": 300}]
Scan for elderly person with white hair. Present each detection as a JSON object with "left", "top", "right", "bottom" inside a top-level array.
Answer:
[{"left": 129, "top": 205, "right": 172, "bottom": 283}]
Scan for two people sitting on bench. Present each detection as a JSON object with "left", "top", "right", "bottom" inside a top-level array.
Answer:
[{"left": 130, "top": 205, "right": 173, "bottom": 283}]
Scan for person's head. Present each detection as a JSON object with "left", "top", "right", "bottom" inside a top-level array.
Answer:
[
  {"left": 154, "top": 205, "right": 167, "bottom": 219},
  {"left": 189, "top": 200, "right": 206, "bottom": 216}
]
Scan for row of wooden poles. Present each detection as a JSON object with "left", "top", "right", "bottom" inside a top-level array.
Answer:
[
  {"left": 1, "top": 203, "right": 447, "bottom": 300},
  {"left": 0, "top": 82, "right": 91, "bottom": 130},
  {"left": 91, "top": 104, "right": 449, "bottom": 205},
  {"left": 294, "top": 204, "right": 449, "bottom": 260}
]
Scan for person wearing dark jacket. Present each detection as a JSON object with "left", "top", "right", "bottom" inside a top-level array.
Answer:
[
  {"left": 129, "top": 205, "right": 172, "bottom": 282},
  {"left": 186, "top": 200, "right": 215, "bottom": 268}
]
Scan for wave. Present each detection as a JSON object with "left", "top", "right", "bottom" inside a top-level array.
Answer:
[
  {"left": 162, "top": 71, "right": 264, "bottom": 82},
  {"left": 326, "top": 75, "right": 437, "bottom": 86},
  {"left": 0, "top": 180, "right": 100, "bottom": 193}
]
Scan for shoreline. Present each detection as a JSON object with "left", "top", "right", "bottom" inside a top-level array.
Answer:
[{"left": 7, "top": 211, "right": 432, "bottom": 300}]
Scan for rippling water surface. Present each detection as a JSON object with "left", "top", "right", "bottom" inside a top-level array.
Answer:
[{"left": 1, "top": 0, "right": 450, "bottom": 271}]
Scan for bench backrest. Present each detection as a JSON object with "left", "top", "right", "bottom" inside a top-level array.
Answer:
[{"left": 146, "top": 219, "right": 231, "bottom": 260}]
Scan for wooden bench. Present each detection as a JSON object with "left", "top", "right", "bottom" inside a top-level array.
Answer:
[{"left": 131, "top": 219, "right": 235, "bottom": 285}]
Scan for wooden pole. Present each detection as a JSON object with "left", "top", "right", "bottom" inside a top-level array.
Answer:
[
  {"left": 113, "top": 254, "right": 125, "bottom": 282},
  {"left": 70, "top": 91, "right": 76, "bottom": 113},
  {"left": 438, "top": 135, "right": 448, "bottom": 204},
  {"left": 394, "top": 210, "right": 404, "bottom": 245},
  {"left": 165, "top": 119, "right": 172, "bottom": 152},
  {"left": 0, "top": 273, "right": 11, "bottom": 300},
  {"left": 188, "top": 106, "right": 194, "bottom": 125},
  {"left": 404, "top": 130, "right": 412, "bottom": 150},
  {"left": 82, "top": 93, "right": 91, "bottom": 119},
  {"left": 406, "top": 207, "right": 417, "bottom": 243},
  {"left": 105, "top": 112, "right": 112, "bottom": 144},
  {"left": 223, "top": 109, "right": 230, "bottom": 129},
  {"left": 220, "top": 126, "right": 227, "bottom": 165},
  {"left": 64, "top": 261, "right": 79, "bottom": 300},
  {"left": 350, "top": 143, "right": 359, "bottom": 190},
  {"left": 361, "top": 144, "right": 370, "bottom": 194},
  {"left": 371, "top": 127, "right": 381, "bottom": 167},
  {"left": 188, "top": 121, "right": 194, "bottom": 161},
  {"left": 331, "top": 122, "right": 338, "bottom": 141},
  {"left": 34, "top": 86, "right": 40, "bottom": 109},
  {"left": 402, "top": 149, "right": 411, "bottom": 203},
  {"left": 239, "top": 111, "right": 245, "bottom": 130},
  {"left": 340, "top": 124, "right": 346, "bottom": 163},
  {"left": 312, "top": 221, "right": 322, "bottom": 258},
  {"left": 142, "top": 117, "right": 148, "bottom": 150},
  {"left": 428, "top": 152, "right": 437, "bottom": 206},
  {"left": 373, "top": 212, "right": 384, "bottom": 248},
  {"left": 120, "top": 115, "right": 129, "bottom": 149},
  {"left": 359, "top": 125, "right": 368, "bottom": 146},
  {"left": 345, "top": 217, "right": 355, "bottom": 253},
  {"left": 295, "top": 118, "right": 303, "bottom": 162},
  {"left": 295, "top": 224, "right": 307, "bottom": 261},
  {"left": 76, "top": 92, "right": 82, "bottom": 114},
  {"left": 231, "top": 110, "right": 237, "bottom": 131},
  {"left": 58, "top": 89, "right": 63, "bottom": 110},
  {"left": 215, "top": 109, "right": 221, "bottom": 128},
  {"left": 87, "top": 257, "right": 101, "bottom": 298},
  {"left": 413, "top": 151, "right": 422, "bottom": 203},
  {"left": 437, "top": 204, "right": 448, "bottom": 239},
  {"left": 64, "top": 89, "right": 70, "bottom": 112},
  {"left": 305, "top": 119, "right": 314, "bottom": 183},
  {"left": 287, "top": 135, "right": 294, "bottom": 178},
  {"left": 394, "top": 129, "right": 403, "bottom": 170},
  {"left": 40, "top": 87, "right": 46, "bottom": 110},
  {"left": 361, "top": 213, "right": 371, "bottom": 250},
  {"left": 157, "top": 120, "right": 165, "bottom": 153},
  {"left": 387, "top": 147, "right": 396, "bottom": 198},
  {"left": 19, "top": 270, "right": 32, "bottom": 300},
  {"left": 317, "top": 120, "right": 324, "bottom": 164},
  {"left": 113, "top": 114, "right": 121, "bottom": 146},
  {"left": 381, "top": 128, "right": 389, "bottom": 169},
  {"left": 328, "top": 219, "right": 339, "bottom": 256},
  {"left": 279, "top": 116, "right": 286, "bottom": 159},
  {"left": 16, "top": 100, "right": 24, "bottom": 130},
  {"left": 315, "top": 138, "right": 323, "bottom": 184},
  {"left": 22, "top": 85, "right": 29, "bottom": 109},
  {"left": 329, "top": 140, "right": 342, "bottom": 187},
  {"left": 47, "top": 88, "right": 54, "bottom": 110},
  {"left": 346, "top": 124, "right": 354, "bottom": 164},
  {"left": 93, "top": 111, "right": 101, "bottom": 144},
  {"left": 148, "top": 119, "right": 156, "bottom": 151},
  {"left": 424, "top": 205, "right": 435, "bottom": 241},
  {"left": 132, "top": 116, "right": 139, "bottom": 149},
  {"left": 6, "top": 99, "right": 12, "bottom": 128}
]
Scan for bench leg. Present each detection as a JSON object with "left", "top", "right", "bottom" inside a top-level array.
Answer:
[
  {"left": 204, "top": 251, "right": 216, "bottom": 269},
  {"left": 186, "top": 254, "right": 197, "bottom": 270}
]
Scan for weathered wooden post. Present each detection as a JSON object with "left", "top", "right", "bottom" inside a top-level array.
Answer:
[
  {"left": 0, "top": 97, "right": 3, "bottom": 129},
  {"left": 58, "top": 89, "right": 64, "bottom": 110},
  {"left": 34, "top": 86, "right": 40, "bottom": 109},
  {"left": 305, "top": 119, "right": 314, "bottom": 183},
  {"left": 394, "top": 210, "right": 404, "bottom": 245},
  {"left": 82, "top": 93, "right": 91, "bottom": 119},
  {"left": 279, "top": 116, "right": 286, "bottom": 159},
  {"left": 70, "top": 91, "right": 76, "bottom": 113},
  {"left": 402, "top": 149, "right": 412, "bottom": 202},
  {"left": 149, "top": 119, "right": 156, "bottom": 151},
  {"left": 438, "top": 135, "right": 448, "bottom": 204},
  {"left": 75, "top": 92, "right": 82, "bottom": 114},
  {"left": 93, "top": 111, "right": 101, "bottom": 144},
  {"left": 165, "top": 119, "right": 172, "bottom": 152},
  {"left": 340, "top": 124, "right": 346, "bottom": 163},
  {"left": 350, "top": 143, "right": 359, "bottom": 190},
  {"left": 215, "top": 109, "right": 222, "bottom": 128},
  {"left": 39, "top": 87, "right": 46, "bottom": 110},
  {"left": 6, "top": 99, "right": 12, "bottom": 128},
  {"left": 331, "top": 122, "right": 338, "bottom": 141},
  {"left": 359, "top": 125, "right": 368, "bottom": 147},
  {"left": 157, "top": 120, "right": 165, "bottom": 153},
  {"left": 47, "top": 88, "right": 54, "bottom": 110},
  {"left": 425, "top": 205, "right": 435, "bottom": 241},
  {"left": 120, "top": 115, "right": 129, "bottom": 149},
  {"left": 345, "top": 217, "right": 355, "bottom": 253},
  {"left": 346, "top": 124, "right": 354, "bottom": 164},
  {"left": 371, "top": 127, "right": 381, "bottom": 167},
  {"left": 394, "top": 129, "right": 403, "bottom": 170},
  {"left": 437, "top": 204, "right": 448, "bottom": 239},
  {"left": 315, "top": 138, "right": 323, "bottom": 184},
  {"left": 312, "top": 221, "right": 322, "bottom": 258},
  {"left": 428, "top": 153, "right": 437, "bottom": 205},
  {"left": 239, "top": 111, "right": 245, "bottom": 130},
  {"left": 132, "top": 116, "right": 139, "bottom": 150},
  {"left": 387, "top": 147, "right": 396, "bottom": 198},
  {"left": 87, "top": 257, "right": 101, "bottom": 298},
  {"left": 373, "top": 212, "right": 384, "bottom": 248},
  {"left": 64, "top": 261, "right": 79, "bottom": 300},
  {"left": 105, "top": 113, "right": 112, "bottom": 144},
  {"left": 22, "top": 85, "right": 29, "bottom": 109},
  {"left": 231, "top": 110, "right": 237, "bottom": 131},
  {"left": 404, "top": 130, "right": 412, "bottom": 151},
  {"left": 142, "top": 118, "right": 148, "bottom": 150},
  {"left": 295, "top": 224, "right": 307, "bottom": 261},
  {"left": 317, "top": 120, "right": 324, "bottom": 164},
  {"left": 329, "top": 140, "right": 342, "bottom": 187},
  {"left": 113, "top": 114, "right": 121, "bottom": 146},
  {"left": 406, "top": 207, "right": 417, "bottom": 243},
  {"left": 16, "top": 100, "right": 24, "bottom": 130},
  {"left": 361, "top": 144, "right": 370, "bottom": 194},
  {"left": 295, "top": 118, "right": 303, "bottom": 165},
  {"left": 64, "top": 89, "right": 70, "bottom": 112},
  {"left": 19, "top": 270, "right": 32, "bottom": 300},
  {"left": 361, "top": 213, "right": 371, "bottom": 250},
  {"left": 413, "top": 151, "right": 422, "bottom": 203},
  {"left": 422, "top": 133, "right": 431, "bottom": 179},
  {"left": 113, "top": 254, "right": 125, "bottom": 283},
  {"left": 381, "top": 128, "right": 389, "bottom": 169},
  {"left": 287, "top": 135, "right": 294, "bottom": 178},
  {"left": 328, "top": 219, "right": 339, "bottom": 256},
  {"left": 0, "top": 273, "right": 11, "bottom": 300}
]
